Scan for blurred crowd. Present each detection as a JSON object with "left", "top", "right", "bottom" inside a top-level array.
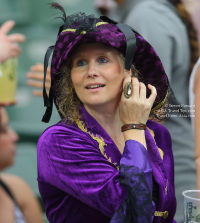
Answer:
[{"left": 0, "top": 0, "right": 200, "bottom": 223}]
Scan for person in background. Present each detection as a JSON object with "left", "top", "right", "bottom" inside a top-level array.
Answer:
[
  {"left": 182, "top": 0, "right": 200, "bottom": 49},
  {"left": 0, "top": 20, "right": 44, "bottom": 223},
  {"left": 189, "top": 58, "right": 200, "bottom": 189},
  {"left": 95, "top": 0, "right": 117, "bottom": 16},
  {"left": 0, "top": 107, "right": 44, "bottom": 223}
]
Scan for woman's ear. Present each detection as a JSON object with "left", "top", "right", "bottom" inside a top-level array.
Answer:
[{"left": 124, "top": 69, "right": 132, "bottom": 77}]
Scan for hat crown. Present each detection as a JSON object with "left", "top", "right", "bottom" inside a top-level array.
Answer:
[{"left": 61, "top": 13, "right": 101, "bottom": 35}]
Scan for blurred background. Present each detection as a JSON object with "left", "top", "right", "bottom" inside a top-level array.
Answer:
[{"left": 1, "top": 0, "right": 100, "bottom": 222}]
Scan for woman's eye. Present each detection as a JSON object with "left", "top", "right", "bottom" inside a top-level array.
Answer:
[
  {"left": 99, "top": 58, "right": 108, "bottom": 63},
  {"left": 77, "top": 60, "right": 86, "bottom": 66}
]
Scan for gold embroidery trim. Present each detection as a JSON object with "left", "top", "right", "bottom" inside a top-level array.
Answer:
[
  {"left": 75, "top": 119, "right": 120, "bottom": 170},
  {"left": 62, "top": 22, "right": 108, "bottom": 34},
  {"left": 96, "top": 22, "right": 108, "bottom": 27},
  {"left": 154, "top": 211, "right": 168, "bottom": 219},
  {"left": 151, "top": 91, "right": 168, "bottom": 112},
  {"left": 147, "top": 127, "right": 164, "bottom": 160}
]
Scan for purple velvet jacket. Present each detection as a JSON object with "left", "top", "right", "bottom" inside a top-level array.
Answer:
[{"left": 37, "top": 107, "right": 177, "bottom": 223}]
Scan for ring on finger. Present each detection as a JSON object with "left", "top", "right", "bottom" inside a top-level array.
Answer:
[{"left": 123, "top": 82, "right": 132, "bottom": 99}]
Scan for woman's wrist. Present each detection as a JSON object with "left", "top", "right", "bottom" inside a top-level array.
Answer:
[
  {"left": 123, "top": 129, "right": 147, "bottom": 149},
  {"left": 121, "top": 123, "right": 146, "bottom": 132}
]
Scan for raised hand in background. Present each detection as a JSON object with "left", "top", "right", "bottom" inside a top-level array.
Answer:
[{"left": 0, "top": 20, "right": 25, "bottom": 62}]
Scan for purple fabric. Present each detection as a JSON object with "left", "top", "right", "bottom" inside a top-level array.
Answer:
[
  {"left": 110, "top": 141, "right": 153, "bottom": 223},
  {"left": 50, "top": 18, "right": 168, "bottom": 111},
  {"left": 121, "top": 140, "right": 152, "bottom": 192},
  {"left": 37, "top": 107, "right": 176, "bottom": 223},
  {"left": 146, "top": 121, "right": 177, "bottom": 223}
]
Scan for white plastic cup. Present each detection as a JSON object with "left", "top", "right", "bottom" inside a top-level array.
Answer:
[{"left": 182, "top": 190, "right": 200, "bottom": 223}]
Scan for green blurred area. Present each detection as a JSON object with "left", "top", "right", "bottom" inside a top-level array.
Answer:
[{"left": 1, "top": 0, "right": 100, "bottom": 221}]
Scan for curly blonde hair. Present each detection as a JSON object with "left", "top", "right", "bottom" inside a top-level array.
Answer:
[{"left": 55, "top": 54, "right": 138, "bottom": 123}]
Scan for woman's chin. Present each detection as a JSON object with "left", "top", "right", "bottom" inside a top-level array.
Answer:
[
  {"left": 0, "top": 159, "right": 15, "bottom": 170},
  {"left": 83, "top": 100, "right": 108, "bottom": 108}
]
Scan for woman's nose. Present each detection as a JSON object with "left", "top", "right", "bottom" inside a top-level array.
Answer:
[{"left": 87, "top": 61, "right": 98, "bottom": 78}]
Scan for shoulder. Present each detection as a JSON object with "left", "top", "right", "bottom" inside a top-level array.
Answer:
[
  {"left": 37, "top": 122, "right": 99, "bottom": 169},
  {"left": 39, "top": 122, "right": 83, "bottom": 139},
  {"left": 126, "top": 0, "right": 181, "bottom": 29},
  {"left": 193, "top": 58, "right": 200, "bottom": 93},
  {"left": 1, "top": 174, "right": 32, "bottom": 205},
  {"left": 1, "top": 174, "right": 28, "bottom": 190},
  {"left": 130, "top": 0, "right": 177, "bottom": 17},
  {"left": 38, "top": 122, "right": 95, "bottom": 149},
  {"left": 2, "top": 174, "right": 43, "bottom": 223}
]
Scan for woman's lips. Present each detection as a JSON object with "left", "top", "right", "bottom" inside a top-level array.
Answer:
[
  {"left": 85, "top": 84, "right": 105, "bottom": 92},
  {"left": 86, "top": 85, "right": 105, "bottom": 92}
]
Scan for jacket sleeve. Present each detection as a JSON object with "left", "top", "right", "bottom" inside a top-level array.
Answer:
[
  {"left": 37, "top": 125, "right": 153, "bottom": 222},
  {"left": 110, "top": 140, "right": 154, "bottom": 223}
]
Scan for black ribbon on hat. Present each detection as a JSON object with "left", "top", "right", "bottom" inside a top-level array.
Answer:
[
  {"left": 100, "top": 16, "right": 137, "bottom": 71},
  {"left": 116, "top": 23, "right": 136, "bottom": 71},
  {"left": 42, "top": 23, "right": 67, "bottom": 123},
  {"left": 41, "top": 45, "right": 54, "bottom": 123}
]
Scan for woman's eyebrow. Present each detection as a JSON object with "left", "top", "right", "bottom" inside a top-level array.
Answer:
[
  {"left": 73, "top": 52, "right": 111, "bottom": 60},
  {"left": 72, "top": 55, "right": 83, "bottom": 60}
]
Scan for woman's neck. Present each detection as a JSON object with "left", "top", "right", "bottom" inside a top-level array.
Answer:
[{"left": 84, "top": 103, "right": 125, "bottom": 152}]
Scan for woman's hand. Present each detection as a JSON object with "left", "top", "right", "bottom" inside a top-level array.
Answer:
[
  {"left": 26, "top": 63, "right": 51, "bottom": 97},
  {"left": 119, "top": 74, "right": 157, "bottom": 125}
]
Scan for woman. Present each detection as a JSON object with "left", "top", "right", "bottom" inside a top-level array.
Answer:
[
  {"left": 37, "top": 4, "right": 177, "bottom": 223},
  {"left": 0, "top": 107, "right": 43, "bottom": 223},
  {"left": 189, "top": 58, "right": 200, "bottom": 189},
  {"left": 0, "top": 19, "right": 43, "bottom": 223}
]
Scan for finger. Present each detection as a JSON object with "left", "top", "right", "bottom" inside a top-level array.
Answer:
[
  {"left": 7, "top": 33, "right": 26, "bottom": 43},
  {"left": 30, "top": 63, "right": 44, "bottom": 72},
  {"left": 0, "top": 20, "right": 15, "bottom": 35},
  {"left": 30, "top": 64, "right": 51, "bottom": 77},
  {"left": 32, "top": 90, "right": 44, "bottom": 97},
  {"left": 122, "top": 71, "right": 131, "bottom": 88},
  {"left": 26, "top": 72, "right": 46, "bottom": 81},
  {"left": 27, "top": 80, "right": 51, "bottom": 89},
  {"left": 131, "top": 77, "right": 139, "bottom": 99},
  {"left": 29, "top": 64, "right": 51, "bottom": 81},
  {"left": 147, "top": 84, "right": 157, "bottom": 105},
  {"left": 139, "top": 82, "right": 146, "bottom": 101}
]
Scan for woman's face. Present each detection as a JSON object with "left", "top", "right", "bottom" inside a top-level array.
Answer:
[
  {"left": 0, "top": 107, "right": 18, "bottom": 171},
  {"left": 71, "top": 43, "right": 125, "bottom": 109}
]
